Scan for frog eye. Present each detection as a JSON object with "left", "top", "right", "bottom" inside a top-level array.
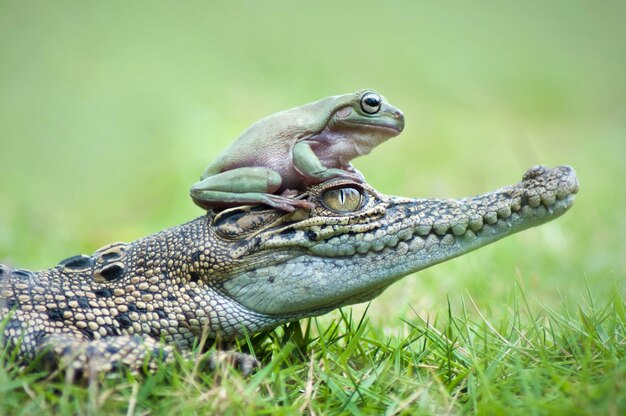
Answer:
[
  {"left": 321, "top": 187, "right": 364, "bottom": 212},
  {"left": 360, "top": 92, "right": 382, "bottom": 114}
]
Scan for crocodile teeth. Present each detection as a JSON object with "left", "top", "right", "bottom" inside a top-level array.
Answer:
[
  {"left": 484, "top": 211, "right": 498, "bottom": 225},
  {"left": 415, "top": 224, "right": 432, "bottom": 236},
  {"left": 409, "top": 236, "right": 425, "bottom": 251},
  {"left": 425, "top": 234, "right": 439, "bottom": 249},
  {"left": 556, "top": 189, "right": 569, "bottom": 199},
  {"left": 433, "top": 221, "right": 449, "bottom": 236},
  {"left": 363, "top": 233, "right": 375, "bottom": 242},
  {"left": 497, "top": 206, "right": 512, "bottom": 219},
  {"left": 468, "top": 216, "right": 483, "bottom": 232},
  {"left": 383, "top": 235, "right": 399, "bottom": 248},
  {"left": 451, "top": 221, "right": 468, "bottom": 236},
  {"left": 356, "top": 242, "right": 371, "bottom": 254},
  {"left": 541, "top": 192, "right": 556, "bottom": 206},
  {"left": 464, "top": 229, "right": 477, "bottom": 241},
  {"left": 397, "top": 228, "right": 413, "bottom": 241},
  {"left": 371, "top": 240, "right": 385, "bottom": 252},
  {"left": 395, "top": 241, "right": 409, "bottom": 255},
  {"left": 441, "top": 234, "right": 455, "bottom": 246},
  {"left": 527, "top": 195, "right": 541, "bottom": 207},
  {"left": 510, "top": 197, "right": 522, "bottom": 212}
]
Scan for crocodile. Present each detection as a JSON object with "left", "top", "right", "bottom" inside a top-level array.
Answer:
[{"left": 0, "top": 165, "right": 578, "bottom": 376}]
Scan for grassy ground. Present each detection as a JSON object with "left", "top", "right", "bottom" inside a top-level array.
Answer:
[
  {"left": 1, "top": 1, "right": 625, "bottom": 414},
  {"left": 2, "top": 291, "right": 624, "bottom": 415}
]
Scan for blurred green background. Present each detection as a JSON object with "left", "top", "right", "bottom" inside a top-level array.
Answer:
[{"left": 1, "top": 1, "right": 624, "bottom": 323}]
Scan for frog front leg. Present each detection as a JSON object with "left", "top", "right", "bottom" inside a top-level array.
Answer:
[
  {"left": 190, "top": 167, "right": 315, "bottom": 212},
  {"left": 292, "top": 141, "right": 364, "bottom": 183}
]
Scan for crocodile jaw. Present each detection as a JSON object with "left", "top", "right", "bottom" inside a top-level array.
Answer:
[{"left": 221, "top": 166, "right": 578, "bottom": 317}]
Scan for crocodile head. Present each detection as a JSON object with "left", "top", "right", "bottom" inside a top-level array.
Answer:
[{"left": 206, "top": 165, "right": 578, "bottom": 322}]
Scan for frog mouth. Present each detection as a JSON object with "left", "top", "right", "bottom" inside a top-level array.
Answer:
[{"left": 344, "top": 118, "right": 405, "bottom": 133}]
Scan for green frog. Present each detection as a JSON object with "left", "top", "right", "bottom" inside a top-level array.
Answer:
[{"left": 190, "top": 90, "right": 404, "bottom": 212}]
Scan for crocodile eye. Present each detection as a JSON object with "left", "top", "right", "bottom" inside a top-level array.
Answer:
[
  {"left": 321, "top": 187, "right": 363, "bottom": 212},
  {"left": 360, "top": 92, "right": 381, "bottom": 114}
]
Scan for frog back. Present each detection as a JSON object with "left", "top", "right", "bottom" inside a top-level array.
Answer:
[{"left": 205, "top": 93, "right": 357, "bottom": 178}]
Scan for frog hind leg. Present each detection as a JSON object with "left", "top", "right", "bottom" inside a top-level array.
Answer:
[{"left": 190, "top": 167, "right": 314, "bottom": 212}]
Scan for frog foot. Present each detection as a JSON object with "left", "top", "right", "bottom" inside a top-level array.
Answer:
[
  {"left": 262, "top": 194, "right": 315, "bottom": 212},
  {"left": 279, "top": 188, "right": 300, "bottom": 198}
]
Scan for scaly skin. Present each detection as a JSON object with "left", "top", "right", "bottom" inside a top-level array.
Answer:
[{"left": 0, "top": 165, "right": 578, "bottom": 376}]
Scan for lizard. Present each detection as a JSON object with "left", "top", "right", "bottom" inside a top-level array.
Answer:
[
  {"left": 190, "top": 90, "right": 405, "bottom": 212},
  {"left": 0, "top": 165, "right": 578, "bottom": 377}
]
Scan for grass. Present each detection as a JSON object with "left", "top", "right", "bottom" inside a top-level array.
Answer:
[
  {"left": 1, "top": 286, "right": 624, "bottom": 415},
  {"left": 1, "top": 0, "right": 625, "bottom": 414}
]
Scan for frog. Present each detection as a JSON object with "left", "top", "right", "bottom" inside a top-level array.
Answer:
[{"left": 190, "top": 89, "right": 405, "bottom": 212}]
